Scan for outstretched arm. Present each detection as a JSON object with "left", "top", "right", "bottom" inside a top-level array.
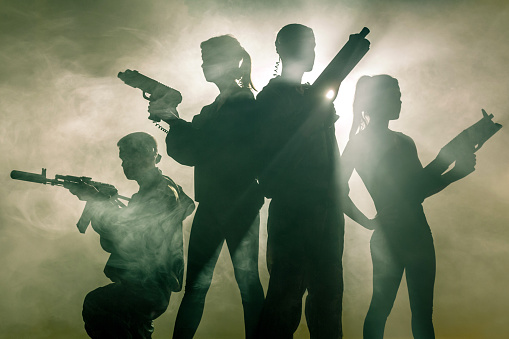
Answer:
[{"left": 65, "top": 181, "right": 122, "bottom": 238}]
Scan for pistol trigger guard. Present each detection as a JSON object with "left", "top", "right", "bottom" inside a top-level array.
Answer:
[{"left": 143, "top": 92, "right": 152, "bottom": 101}]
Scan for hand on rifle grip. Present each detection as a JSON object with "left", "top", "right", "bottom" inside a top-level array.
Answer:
[
  {"left": 451, "top": 153, "right": 476, "bottom": 180},
  {"left": 65, "top": 180, "right": 101, "bottom": 201}
]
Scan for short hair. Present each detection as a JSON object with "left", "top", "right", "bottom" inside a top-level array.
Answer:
[
  {"left": 117, "top": 132, "right": 158, "bottom": 156},
  {"left": 275, "top": 24, "right": 314, "bottom": 51}
]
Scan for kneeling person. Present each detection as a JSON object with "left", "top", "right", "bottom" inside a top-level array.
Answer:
[{"left": 68, "top": 132, "right": 194, "bottom": 338}]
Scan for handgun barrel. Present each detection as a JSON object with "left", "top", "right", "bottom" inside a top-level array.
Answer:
[
  {"left": 118, "top": 70, "right": 152, "bottom": 89},
  {"left": 118, "top": 69, "right": 162, "bottom": 93}
]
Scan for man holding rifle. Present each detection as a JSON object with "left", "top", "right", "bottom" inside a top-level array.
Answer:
[
  {"left": 255, "top": 24, "right": 370, "bottom": 339},
  {"left": 67, "top": 132, "right": 194, "bottom": 338}
]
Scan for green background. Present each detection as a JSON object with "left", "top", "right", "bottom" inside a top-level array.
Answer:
[{"left": 1, "top": 0, "right": 508, "bottom": 338}]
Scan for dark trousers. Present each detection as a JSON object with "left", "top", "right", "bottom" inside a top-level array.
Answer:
[
  {"left": 82, "top": 282, "right": 170, "bottom": 339},
  {"left": 257, "top": 198, "right": 345, "bottom": 339},
  {"left": 363, "top": 219, "right": 436, "bottom": 339},
  {"left": 173, "top": 202, "right": 264, "bottom": 339}
]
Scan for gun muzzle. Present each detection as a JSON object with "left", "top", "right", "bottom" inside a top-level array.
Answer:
[
  {"left": 359, "top": 27, "right": 370, "bottom": 39},
  {"left": 10, "top": 170, "right": 47, "bottom": 184}
]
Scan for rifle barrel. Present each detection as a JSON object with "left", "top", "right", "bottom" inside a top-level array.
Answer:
[
  {"left": 311, "top": 27, "right": 370, "bottom": 96},
  {"left": 359, "top": 27, "right": 370, "bottom": 38},
  {"left": 10, "top": 170, "right": 48, "bottom": 184}
]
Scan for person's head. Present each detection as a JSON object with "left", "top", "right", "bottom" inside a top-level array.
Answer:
[
  {"left": 200, "top": 35, "right": 255, "bottom": 90},
  {"left": 350, "top": 75, "right": 402, "bottom": 137},
  {"left": 117, "top": 132, "right": 161, "bottom": 180},
  {"left": 275, "top": 24, "right": 315, "bottom": 72}
]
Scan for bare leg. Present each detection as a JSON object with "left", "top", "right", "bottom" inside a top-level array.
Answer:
[
  {"left": 364, "top": 231, "right": 404, "bottom": 339},
  {"left": 406, "top": 238, "right": 436, "bottom": 339}
]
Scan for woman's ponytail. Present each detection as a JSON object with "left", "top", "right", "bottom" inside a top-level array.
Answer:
[
  {"left": 239, "top": 47, "right": 255, "bottom": 91},
  {"left": 200, "top": 35, "right": 255, "bottom": 91},
  {"left": 350, "top": 75, "right": 371, "bottom": 139},
  {"left": 350, "top": 74, "right": 399, "bottom": 138}
]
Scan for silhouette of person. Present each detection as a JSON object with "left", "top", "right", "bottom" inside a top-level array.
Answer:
[
  {"left": 147, "top": 35, "right": 264, "bottom": 339},
  {"left": 341, "top": 75, "right": 477, "bottom": 339},
  {"left": 67, "top": 132, "right": 194, "bottom": 338},
  {"left": 255, "top": 24, "right": 346, "bottom": 339}
]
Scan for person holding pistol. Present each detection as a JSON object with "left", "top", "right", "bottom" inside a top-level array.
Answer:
[{"left": 147, "top": 35, "right": 264, "bottom": 339}]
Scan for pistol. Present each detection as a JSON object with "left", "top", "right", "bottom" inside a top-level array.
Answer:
[{"left": 118, "top": 69, "right": 182, "bottom": 122}]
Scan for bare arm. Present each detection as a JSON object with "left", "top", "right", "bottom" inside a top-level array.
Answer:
[
  {"left": 340, "top": 141, "right": 376, "bottom": 230},
  {"left": 342, "top": 195, "right": 376, "bottom": 230},
  {"left": 423, "top": 151, "right": 476, "bottom": 199}
]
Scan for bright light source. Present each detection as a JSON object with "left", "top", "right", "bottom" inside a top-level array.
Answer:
[{"left": 326, "top": 89, "right": 335, "bottom": 99}]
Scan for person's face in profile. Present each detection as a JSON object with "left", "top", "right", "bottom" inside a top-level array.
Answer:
[
  {"left": 382, "top": 84, "right": 402, "bottom": 120},
  {"left": 119, "top": 148, "right": 155, "bottom": 181},
  {"left": 372, "top": 84, "right": 402, "bottom": 122},
  {"left": 296, "top": 36, "right": 316, "bottom": 72},
  {"left": 201, "top": 47, "right": 238, "bottom": 84}
]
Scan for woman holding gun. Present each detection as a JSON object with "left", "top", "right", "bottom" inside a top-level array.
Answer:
[
  {"left": 341, "top": 74, "right": 476, "bottom": 339},
  {"left": 147, "top": 35, "right": 264, "bottom": 339}
]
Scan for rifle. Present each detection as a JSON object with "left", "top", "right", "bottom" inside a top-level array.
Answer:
[
  {"left": 118, "top": 69, "right": 182, "bottom": 124},
  {"left": 438, "top": 109, "right": 502, "bottom": 167},
  {"left": 309, "top": 27, "right": 371, "bottom": 100},
  {"left": 10, "top": 168, "right": 130, "bottom": 233}
]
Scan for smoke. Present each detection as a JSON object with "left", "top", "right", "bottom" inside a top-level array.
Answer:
[{"left": 1, "top": 0, "right": 508, "bottom": 338}]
